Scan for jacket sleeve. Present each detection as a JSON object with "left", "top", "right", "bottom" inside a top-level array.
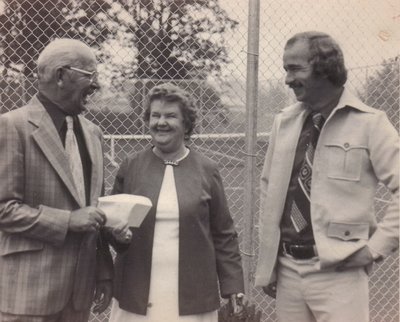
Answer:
[
  {"left": 105, "top": 157, "right": 131, "bottom": 253},
  {"left": 254, "top": 115, "right": 280, "bottom": 287},
  {"left": 259, "top": 116, "right": 279, "bottom": 219},
  {"left": 0, "top": 113, "right": 70, "bottom": 246},
  {"left": 96, "top": 229, "right": 114, "bottom": 281},
  {"left": 367, "top": 112, "right": 399, "bottom": 257},
  {"left": 95, "top": 128, "right": 114, "bottom": 281},
  {"left": 209, "top": 164, "right": 245, "bottom": 297}
]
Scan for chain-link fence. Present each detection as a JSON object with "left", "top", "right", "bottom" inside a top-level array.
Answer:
[{"left": 0, "top": 0, "right": 398, "bottom": 321}]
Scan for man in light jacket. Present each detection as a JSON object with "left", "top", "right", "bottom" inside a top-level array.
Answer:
[{"left": 255, "top": 31, "right": 399, "bottom": 322}]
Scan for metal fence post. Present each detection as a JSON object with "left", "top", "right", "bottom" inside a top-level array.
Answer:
[{"left": 243, "top": 0, "right": 260, "bottom": 296}]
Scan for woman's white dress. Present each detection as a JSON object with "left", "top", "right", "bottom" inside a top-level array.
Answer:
[{"left": 109, "top": 162, "right": 218, "bottom": 322}]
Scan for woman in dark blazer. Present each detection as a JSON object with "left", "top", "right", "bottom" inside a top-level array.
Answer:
[{"left": 109, "top": 83, "right": 244, "bottom": 322}]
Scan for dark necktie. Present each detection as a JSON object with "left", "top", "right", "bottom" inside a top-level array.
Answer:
[
  {"left": 65, "top": 116, "right": 86, "bottom": 205},
  {"left": 65, "top": 117, "right": 97, "bottom": 308},
  {"left": 290, "top": 113, "right": 324, "bottom": 233}
]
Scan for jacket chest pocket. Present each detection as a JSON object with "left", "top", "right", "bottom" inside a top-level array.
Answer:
[
  {"left": 324, "top": 142, "right": 368, "bottom": 181},
  {"left": 327, "top": 222, "right": 369, "bottom": 241}
]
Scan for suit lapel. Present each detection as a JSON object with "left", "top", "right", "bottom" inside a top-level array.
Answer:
[
  {"left": 278, "top": 107, "right": 308, "bottom": 161},
  {"left": 78, "top": 116, "right": 103, "bottom": 206},
  {"left": 30, "top": 97, "right": 84, "bottom": 206}
]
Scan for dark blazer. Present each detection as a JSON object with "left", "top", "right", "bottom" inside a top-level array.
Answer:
[
  {"left": 0, "top": 96, "right": 113, "bottom": 315},
  {"left": 112, "top": 147, "right": 244, "bottom": 315}
]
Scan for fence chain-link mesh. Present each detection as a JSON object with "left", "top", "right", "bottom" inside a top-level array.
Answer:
[{"left": 0, "top": 0, "right": 398, "bottom": 321}]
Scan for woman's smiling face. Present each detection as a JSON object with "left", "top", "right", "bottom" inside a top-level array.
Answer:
[{"left": 149, "top": 99, "right": 187, "bottom": 154}]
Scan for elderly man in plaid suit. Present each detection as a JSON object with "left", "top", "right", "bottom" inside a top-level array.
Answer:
[{"left": 0, "top": 39, "right": 129, "bottom": 322}]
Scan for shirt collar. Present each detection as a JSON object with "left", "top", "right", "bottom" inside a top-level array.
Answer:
[
  {"left": 318, "top": 102, "right": 336, "bottom": 121},
  {"left": 311, "top": 87, "right": 344, "bottom": 120},
  {"left": 37, "top": 92, "right": 68, "bottom": 133}
]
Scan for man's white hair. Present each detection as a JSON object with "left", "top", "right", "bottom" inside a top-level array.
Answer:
[{"left": 37, "top": 38, "right": 95, "bottom": 83}]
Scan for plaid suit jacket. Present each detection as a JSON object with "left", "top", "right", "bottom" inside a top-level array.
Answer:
[{"left": 0, "top": 96, "right": 112, "bottom": 315}]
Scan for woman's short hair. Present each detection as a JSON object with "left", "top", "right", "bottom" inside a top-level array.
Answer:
[
  {"left": 285, "top": 31, "right": 347, "bottom": 87},
  {"left": 143, "top": 83, "right": 198, "bottom": 138}
]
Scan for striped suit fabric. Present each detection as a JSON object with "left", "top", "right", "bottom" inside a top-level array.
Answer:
[{"left": 0, "top": 96, "right": 112, "bottom": 316}]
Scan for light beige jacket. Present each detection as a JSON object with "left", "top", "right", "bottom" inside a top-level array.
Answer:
[{"left": 255, "top": 88, "right": 399, "bottom": 287}]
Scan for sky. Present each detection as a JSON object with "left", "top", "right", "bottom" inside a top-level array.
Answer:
[
  {"left": 218, "top": 0, "right": 400, "bottom": 81},
  {"left": 0, "top": 0, "right": 398, "bottom": 84}
]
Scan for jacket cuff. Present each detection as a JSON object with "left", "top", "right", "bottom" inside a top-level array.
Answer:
[
  {"left": 367, "top": 229, "right": 399, "bottom": 258},
  {"left": 35, "top": 205, "right": 70, "bottom": 245}
]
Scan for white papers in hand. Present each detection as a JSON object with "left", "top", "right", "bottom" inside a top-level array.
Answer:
[{"left": 98, "top": 194, "right": 152, "bottom": 228}]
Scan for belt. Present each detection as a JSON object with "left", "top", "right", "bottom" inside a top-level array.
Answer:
[{"left": 279, "top": 241, "right": 318, "bottom": 259}]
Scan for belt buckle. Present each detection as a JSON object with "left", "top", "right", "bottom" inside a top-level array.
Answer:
[
  {"left": 296, "top": 244, "right": 315, "bottom": 259},
  {"left": 282, "top": 242, "right": 316, "bottom": 259},
  {"left": 290, "top": 244, "right": 301, "bottom": 258},
  {"left": 282, "top": 242, "right": 294, "bottom": 257},
  {"left": 282, "top": 242, "right": 288, "bottom": 256}
]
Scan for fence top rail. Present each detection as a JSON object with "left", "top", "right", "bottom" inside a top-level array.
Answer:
[{"left": 104, "top": 132, "right": 271, "bottom": 140}]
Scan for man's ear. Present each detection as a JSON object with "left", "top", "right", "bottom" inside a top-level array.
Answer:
[{"left": 55, "top": 67, "right": 64, "bottom": 87}]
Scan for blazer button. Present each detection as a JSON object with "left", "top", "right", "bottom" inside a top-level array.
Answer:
[
  {"left": 344, "top": 142, "right": 350, "bottom": 148},
  {"left": 344, "top": 230, "right": 350, "bottom": 236},
  {"left": 147, "top": 302, "right": 152, "bottom": 308}
]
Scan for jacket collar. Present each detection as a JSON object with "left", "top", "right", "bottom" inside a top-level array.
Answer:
[
  {"left": 282, "top": 87, "right": 372, "bottom": 121},
  {"left": 333, "top": 87, "right": 372, "bottom": 113},
  {"left": 28, "top": 95, "right": 100, "bottom": 207}
]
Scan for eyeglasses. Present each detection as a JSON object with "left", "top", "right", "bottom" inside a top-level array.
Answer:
[{"left": 62, "top": 66, "right": 98, "bottom": 82}]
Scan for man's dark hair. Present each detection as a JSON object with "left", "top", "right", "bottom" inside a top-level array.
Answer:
[{"left": 285, "top": 31, "right": 348, "bottom": 86}]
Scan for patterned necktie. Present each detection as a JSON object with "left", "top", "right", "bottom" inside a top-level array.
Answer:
[
  {"left": 65, "top": 116, "right": 86, "bottom": 205},
  {"left": 290, "top": 113, "right": 324, "bottom": 233}
]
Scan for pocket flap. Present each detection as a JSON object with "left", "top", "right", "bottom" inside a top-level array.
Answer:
[
  {"left": 327, "top": 222, "right": 369, "bottom": 241},
  {"left": 0, "top": 234, "right": 44, "bottom": 256},
  {"left": 324, "top": 142, "right": 367, "bottom": 152}
]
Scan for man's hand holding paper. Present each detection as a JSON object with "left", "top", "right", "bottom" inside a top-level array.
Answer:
[
  {"left": 108, "top": 221, "right": 132, "bottom": 244},
  {"left": 98, "top": 194, "right": 152, "bottom": 241},
  {"left": 98, "top": 194, "right": 152, "bottom": 244}
]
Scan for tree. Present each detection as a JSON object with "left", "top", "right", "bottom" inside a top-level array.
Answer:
[
  {"left": 0, "top": 0, "right": 236, "bottom": 126},
  {"left": 258, "top": 80, "right": 292, "bottom": 132},
  {"left": 0, "top": 0, "right": 237, "bottom": 84},
  {"left": 358, "top": 57, "right": 399, "bottom": 129},
  {"left": 99, "top": 0, "right": 238, "bottom": 134},
  {"left": 0, "top": 0, "right": 113, "bottom": 80},
  {"left": 104, "top": 0, "right": 238, "bottom": 85}
]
